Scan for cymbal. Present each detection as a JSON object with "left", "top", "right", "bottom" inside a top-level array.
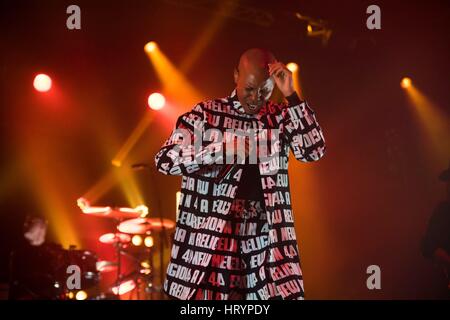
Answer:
[
  {"left": 111, "top": 279, "right": 136, "bottom": 296},
  {"left": 117, "top": 217, "right": 176, "bottom": 234},
  {"left": 81, "top": 206, "right": 143, "bottom": 219},
  {"left": 98, "top": 233, "right": 131, "bottom": 245},
  {"left": 96, "top": 260, "right": 118, "bottom": 273}
]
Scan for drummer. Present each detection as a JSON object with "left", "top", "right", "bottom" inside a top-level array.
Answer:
[{"left": 8, "top": 215, "right": 65, "bottom": 299}]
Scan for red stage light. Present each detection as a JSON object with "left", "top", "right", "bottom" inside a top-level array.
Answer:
[
  {"left": 33, "top": 74, "right": 52, "bottom": 92},
  {"left": 148, "top": 92, "right": 165, "bottom": 110}
]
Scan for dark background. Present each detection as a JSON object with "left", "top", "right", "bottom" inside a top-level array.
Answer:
[{"left": 1, "top": 0, "right": 449, "bottom": 299}]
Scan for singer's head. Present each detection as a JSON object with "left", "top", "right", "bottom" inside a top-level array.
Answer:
[{"left": 234, "top": 48, "right": 276, "bottom": 115}]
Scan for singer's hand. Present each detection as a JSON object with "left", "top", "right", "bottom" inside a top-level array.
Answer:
[{"left": 268, "top": 61, "right": 295, "bottom": 97}]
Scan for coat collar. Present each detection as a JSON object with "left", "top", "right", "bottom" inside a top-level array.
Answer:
[{"left": 228, "top": 89, "right": 246, "bottom": 114}]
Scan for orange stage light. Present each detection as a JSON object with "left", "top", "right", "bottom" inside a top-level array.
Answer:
[
  {"left": 401, "top": 77, "right": 412, "bottom": 89},
  {"left": 287, "top": 62, "right": 299, "bottom": 73},
  {"left": 144, "top": 41, "right": 157, "bottom": 53}
]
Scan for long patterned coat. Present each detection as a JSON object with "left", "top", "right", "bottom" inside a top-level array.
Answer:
[{"left": 155, "top": 90, "right": 326, "bottom": 300}]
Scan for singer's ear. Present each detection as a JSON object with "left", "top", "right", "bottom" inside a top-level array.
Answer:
[{"left": 233, "top": 67, "right": 239, "bottom": 85}]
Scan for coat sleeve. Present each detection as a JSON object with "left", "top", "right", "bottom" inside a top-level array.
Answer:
[
  {"left": 154, "top": 103, "right": 223, "bottom": 175},
  {"left": 281, "top": 92, "right": 326, "bottom": 162}
]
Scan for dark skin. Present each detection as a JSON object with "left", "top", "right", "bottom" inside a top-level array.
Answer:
[
  {"left": 230, "top": 48, "right": 297, "bottom": 158},
  {"left": 233, "top": 48, "right": 295, "bottom": 115}
]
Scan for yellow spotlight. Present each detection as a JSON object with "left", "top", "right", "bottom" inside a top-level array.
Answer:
[
  {"left": 132, "top": 235, "right": 143, "bottom": 246},
  {"left": 111, "top": 159, "right": 122, "bottom": 167},
  {"left": 287, "top": 62, "right": 298, "bottom": 73},
  {"left": 67, "top": 291, "right": 75, "bottom": 299},
  {"left": 75, "top": 290, "right": 88, "bottom": 300},
  {"left": 179, "top": 1, "right": 237, "bottom": 73},
  {"left": 401, "top": 77, "right": 412, "bottom": 89},
  {"left": 144, "top": 41, "right": 157, "bottom": 53},
  {"left": 144, "top": 236, "right": 154, "bottom": 248},
  {"left": 144, "top": 42, "right": 203, "bottom": 108},
  {"left": 307, "top": 24, "right": 312, "bottom": 34},
  {"left": 403, "top": 82, "right": 449, "bottom": 167},
  {"left": 111, "top": 113, "right": 154, "bottom": 180},
  {"left": 286, "top": 62, "right": 302, "bottom": 100}
]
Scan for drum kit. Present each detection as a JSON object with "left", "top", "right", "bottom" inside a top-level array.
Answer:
[
  {"left": 76, "top": 198, "right": 176, "bottom": 300},
  {"left": 9, "top": 200, "right": 175, "bottom": 300},
  {"left": 9, "top": 161, "right": 176, "bottom": 300}
]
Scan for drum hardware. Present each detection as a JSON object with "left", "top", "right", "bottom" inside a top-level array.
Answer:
[{"left": 77, "top": 200, "right": 175, "bottom": 299}]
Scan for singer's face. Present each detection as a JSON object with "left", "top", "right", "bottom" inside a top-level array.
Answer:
[{"left": 234, "top": 67, "right": 274, "bottom": 115}]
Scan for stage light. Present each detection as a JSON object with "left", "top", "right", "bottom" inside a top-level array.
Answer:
[
  {"left": 286, "top": 62, "right": 302, "bottom": 100},
  {"left": 75, "top": 290, "right": 88, "bottom": 300},
  {"left": 140, "top": 268, "right": 151, "bottom": 275},
  {"left": 140, "top": 260, "right": 151, "bottom": 274},
  {"left": 80, "top": 205, "right": 112, "bottom": 216},
  {"left": 111, "top": 159, "right": 122, "bottom": 167},
  {"left": 144, "top": 43, "right": 202, "bottom": 108},
  {"left": 144, "top": 41, "right": 157, "bottom": 53},
  {"left": 296, "top": 13, "right": 333, "bottom": 46},
  {"left": 401, "top": 77, "right": 412, "bottom": 89},
  {"left": 112, "top": 280, "right": 136, "bottom": 295},
  {"left": 144, "top": 236, "right": 154, "bottom": 248},
  {"left": 287, "top": 62, "right": 299, "bottom": 73},
  {"left": 77, "top": 197, "right": 90, "bottom": 210},
  {"left": 99, "top": 233, "right": 115, "bottom": 244},
  {"left": 403, "top": 79, "right": 448, "bottom": 165},
  {"left": 33, "top": 74, "right": 52, "bottom": 92},
  {"left": 132, "top": 235, "right": 143, "bottom": 246},
  {"left": 141, "top": 260, "right": 151, "bottom": 269},
  {"left": 148, "top": 92, "right": 166, "bottom": 110},
  {"left": 135, "top": 204, "right": 149, "bottom": 217}
]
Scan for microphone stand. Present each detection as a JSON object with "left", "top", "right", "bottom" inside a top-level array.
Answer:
[{"left": 131, "top": 163, "right": 167, "bottom": 299}]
